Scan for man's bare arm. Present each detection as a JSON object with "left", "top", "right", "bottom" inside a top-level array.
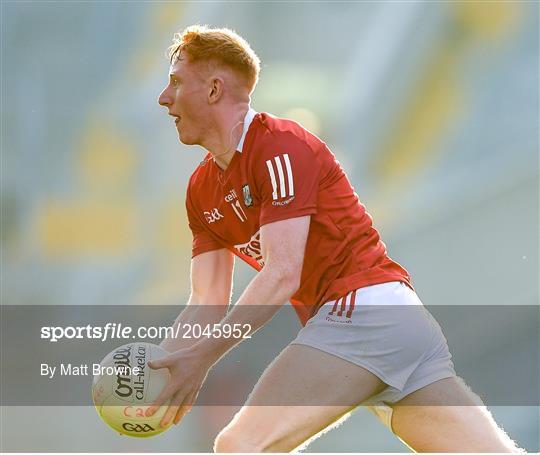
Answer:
[
  {"left": 189, "top": 215, "right": 310, "bottom": 364},
  {"left": 147, "top": 216, "right": 310, "bottom": 427},
  {"left": 160, "top": 248, "right": 234, "bottom": 353}
]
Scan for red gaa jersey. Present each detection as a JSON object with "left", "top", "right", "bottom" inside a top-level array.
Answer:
[{"left": 186, "top": 109, "right": 412, "bottom": 325}]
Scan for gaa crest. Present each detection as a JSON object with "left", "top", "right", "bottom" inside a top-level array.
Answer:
[{"left": 242, "top": 184, "right": 253, "bottom": 207}]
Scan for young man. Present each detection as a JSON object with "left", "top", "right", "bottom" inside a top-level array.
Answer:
[{"left": 147, "top": 25, "right": 521, "bottom": 452}]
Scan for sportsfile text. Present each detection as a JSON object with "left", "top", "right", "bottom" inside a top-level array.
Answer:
[
  {"left": 41, "top": 323, "right": 134, "bottom": 342},
  {"left": 40, "top": 323, "right": 252, "bottom": 342}
]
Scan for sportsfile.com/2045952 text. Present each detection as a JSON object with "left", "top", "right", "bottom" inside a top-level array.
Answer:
[{"left": 40, "top": 323, "right": 253, "bottom": 342}]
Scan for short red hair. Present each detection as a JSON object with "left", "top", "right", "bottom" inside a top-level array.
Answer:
[{"left": 168, "top": 24, "right": 261, "bottom": 94}]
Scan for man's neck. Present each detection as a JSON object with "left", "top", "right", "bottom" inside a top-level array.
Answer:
[{"left": 203, "top": 103, "right": 250, "bottom": 171}]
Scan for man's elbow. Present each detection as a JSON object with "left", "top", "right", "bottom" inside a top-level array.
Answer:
[
  {"left": 190, "top": 285, "right": 233, "bottom": 305},
  {"left": 273, "top": 268, "right": 302, "bottom": 297}
]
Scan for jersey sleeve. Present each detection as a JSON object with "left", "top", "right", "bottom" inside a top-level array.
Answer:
[
  {"left": 254, "top": 132, "right": 321, "bottom": 226},
  {"left": 185, "top": 184, "right": 224, "bottom": 258}
]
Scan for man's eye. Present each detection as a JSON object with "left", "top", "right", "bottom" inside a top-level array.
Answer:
[{"left": 171, "top": 79, "right": 179, "bottom": 88}]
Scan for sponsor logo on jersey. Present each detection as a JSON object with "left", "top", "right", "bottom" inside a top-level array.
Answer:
[
  {"left": 234, "top": 231, "right": 264, "bottom": 267},
  {"left": 242, "top": 184, "right": 253, "bottom": 207},
  {"left": 204, "top": 208, "right": 224, "bottom": 223},
  {"left": 224, "top": 188, "right": 237, "bottom": 203},
  {"left": 325, "top": 291, "right": 356, "bottom": 323},
  {"left": 265, "top": 154, "right": 294, "bottom": 202}
]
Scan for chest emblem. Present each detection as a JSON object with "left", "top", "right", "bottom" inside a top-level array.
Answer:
[{"left": 242, "top": 184, "right": 253, "bottom": 207}]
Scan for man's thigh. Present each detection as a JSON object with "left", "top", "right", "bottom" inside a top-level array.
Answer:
[
  {"left": 214, "top": 344, "right": 386, "bottom": 453},
  {"left": 391, "top": 377, "right": 522, "bottom": 452}
]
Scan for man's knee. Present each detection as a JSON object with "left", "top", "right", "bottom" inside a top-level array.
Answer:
[
  {"left": 214, "top": 421, "right": 299, "bottom": 453},
  {"left": 214, "top": 426, "right": 265, "bottom": 453}
]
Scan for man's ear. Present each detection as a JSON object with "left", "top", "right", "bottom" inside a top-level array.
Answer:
[{"left": 208, "top": 77, "right": 224, "bottom": 104}]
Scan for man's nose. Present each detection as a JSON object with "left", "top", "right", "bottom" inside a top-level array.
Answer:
[{"left": 158, "top": 86, "right": 171, "bottom": 107}]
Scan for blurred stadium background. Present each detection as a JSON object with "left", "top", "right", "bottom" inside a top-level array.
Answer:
[{"left": 1, "top": 1, "right": 538, "bottom": 452}]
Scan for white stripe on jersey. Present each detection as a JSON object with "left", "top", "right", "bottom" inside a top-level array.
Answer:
[
  {"left": 266, "top": 159, "right": 278, "bottom": 200},
  {"left": 274, "top": 156, "right": 287, "bottom": 198},
  {"left": 283, "top": 154, "right": 294, "bottom": 197},
  {"left": 266, "top": 154, "right": 294, "bottom": 200}
]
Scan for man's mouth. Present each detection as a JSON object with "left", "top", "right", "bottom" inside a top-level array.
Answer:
[{"left": 169, "top": 114, "right": 180, "bottom": 125}]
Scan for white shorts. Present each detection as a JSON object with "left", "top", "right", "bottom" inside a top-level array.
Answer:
[{"left": 291, "top": 281, "right": 456, "bottom": 430}]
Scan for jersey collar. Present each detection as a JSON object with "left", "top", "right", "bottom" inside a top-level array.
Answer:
[{"left": 236, "top": 107, "right": 257, "bottom": 153}]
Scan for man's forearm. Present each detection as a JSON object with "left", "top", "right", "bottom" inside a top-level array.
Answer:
[
  {"left": 190, "top": 266, "right": 297, "bottom": 365},
  {"left": 160, "top": 299, "right": 228, "bottom": 353}
]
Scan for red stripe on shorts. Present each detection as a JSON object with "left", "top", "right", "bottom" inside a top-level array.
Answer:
[
  {"left": 346, "top": 290, "right": 356, "bottom": 318},
  {"left": 337, "top": 294, "right": 348, "bottom": 317},
  {"left": 329, "top": 298, "right": 340, "bottom": 315}
]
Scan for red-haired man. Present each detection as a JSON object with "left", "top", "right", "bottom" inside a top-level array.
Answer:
[{"left": 147, "top": 25, "right": 521, "bottom": 453}]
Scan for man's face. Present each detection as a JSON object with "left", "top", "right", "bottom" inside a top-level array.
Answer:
[{"left": 158, "top": 54, "right": 211, "bottom": 145}]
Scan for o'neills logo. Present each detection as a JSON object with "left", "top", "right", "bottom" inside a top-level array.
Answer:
[{"left": 113, "top": 345, "right": 133, "bottom": 398}]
